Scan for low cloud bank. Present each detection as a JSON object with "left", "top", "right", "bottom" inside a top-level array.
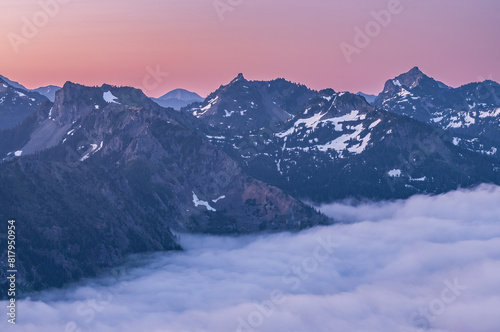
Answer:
[{"left": 2, "top": 184, "right": 500, "bottom": 332}]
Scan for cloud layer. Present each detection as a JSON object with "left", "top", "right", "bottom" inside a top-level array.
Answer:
[{"left": 2, "top": 185, "right": 500, "bottom": 332}]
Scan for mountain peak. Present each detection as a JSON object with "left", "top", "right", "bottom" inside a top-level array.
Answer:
[
  {"left": 394, "top": 66, "right": 427, "bottom": 87},
  {"left": 157, "top": 88, "right": 203, "bottom": 102},
  {"left": 152, "top": 88, "right": 204, "bottom": 110},
  {"left": 384, "top": 66, "right": 449, "bottom": 92},
  {"left": 49, "top": 82, "right": 153, "bottom": 125},
  {"left": 408, "top": 66, "right": 423, "bottom": 75},
  {"left": 230, "top": 73, "right": 246, "bottom": 84},
  {"left": 0, "top": 75, "right": 28, "bottom": 91}
]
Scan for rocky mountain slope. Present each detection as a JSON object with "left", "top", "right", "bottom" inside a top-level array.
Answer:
[
  {"left": 0, "top": 77, "right": 48, "bottom": 130},
  {"left": 0, "top": 82, "right": 327, "bottom": 296},
  {"left": 374, "top": 67, "right": 500, "bottom": 157},
  {"left": 188, "top": 73, "right": 316, "bottom": 132}
]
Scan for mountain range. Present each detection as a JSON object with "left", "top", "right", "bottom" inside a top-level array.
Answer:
[
  {"left": 0, "top": 75, "right": 61, "bottom": 102},
  {"left": 0, "top": 76, "right": 204, "bottom": 130},
  {"left": 1, "top": 67, "right": 499, "bottom": 296},
  {"left": 374, "top": 67, "right": 500, "bottom": 157},
  {"left": 187, "top": 73, "right": 499, "bottom": 202},
  {"left": 0, "top": 82, "right": 326, "bottom": 295}
]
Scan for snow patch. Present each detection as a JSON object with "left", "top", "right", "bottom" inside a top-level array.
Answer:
[
  {"left": 445, "top": 112, "right": 475, "bottom": 129},
  {"left": 388, "top": 169, "right": 402, "bottom": 177},
  {"left": 103, "top": 91, "right": 119, "bottom": 104},
  {"left": 14, "top": 150, "right": 23, "bottom": 157},
  {"left": 314, "top": 123, "right": 370, "bottom": 156},
  {"left": 479, "top": 108, "right": 500, "bottom": 118},
  {"left": 79, "top": 141, "right": 104, "bottom": 162},
  {"left": 192, "top": 192, "right": 216, "bottom": 212},
  {"left": 410, "top": 176, "right": 427, "bottom": 182},
  {"left": 197, "top": 96, "right": 218, "bottom": 116},
  {"left": 224, "top": 110, "right": 235, "bottom": 117},
  {"left": 392, "top": 79, "right": 402, "bottom": 87},
  {"left": 212, "top": 195, "right": 226, "bottom": 203},
  {"left": 348, "top": 132, "right": 371, "bottom": 154},
  {"left": 482, "top": 147, "right": 498, "bottom": 156},
  {"left": 94, "top": 141, "right": 104, "bottom": 153},
  {"left": 463, "top": 113, "right": 475, "bottom": 126},
  {"left": 276, "top": 110, "right": 365, "bottom": 138},
  {"left": 397, "top": 89, "right": 411, "bottom": 98},
  {"left": 368, "top": 119, "right": 381, "bottom": 129}
]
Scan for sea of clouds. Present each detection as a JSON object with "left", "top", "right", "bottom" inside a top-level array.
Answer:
[{"left": 2, "top": 184, "right": 500, "bottom": 332}]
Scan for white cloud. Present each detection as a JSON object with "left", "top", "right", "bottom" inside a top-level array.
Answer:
[{"left": 2, "top": 185, "right": 500, "bottom": 332}]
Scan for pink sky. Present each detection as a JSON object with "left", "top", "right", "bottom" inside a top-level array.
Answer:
[{"left": 1, "top": 0, "right": 499, "bottom": 97}]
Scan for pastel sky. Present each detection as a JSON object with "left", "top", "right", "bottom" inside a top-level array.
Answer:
[{"left": 1, "top": 0, "right": 499, "bottom": 97}]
